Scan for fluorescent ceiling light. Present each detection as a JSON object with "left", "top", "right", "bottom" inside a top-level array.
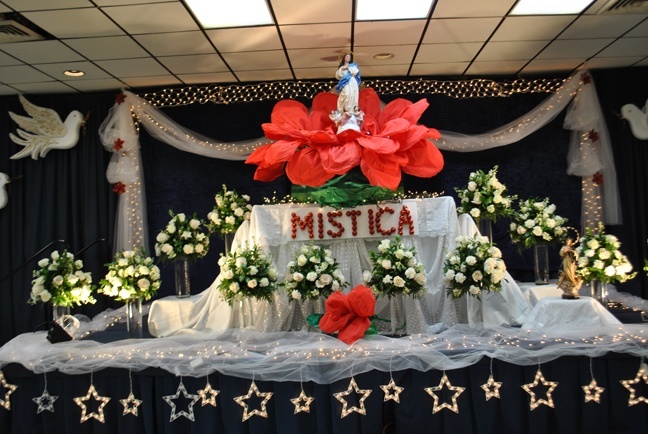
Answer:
[
  {"left": 185, "top": 0, "right": 273, "bottom": 28},
  {"left": 357, "top": 0, "right": 435, "bottom": 21},
  {"left": 511, "top": 0, "right": 593, "bottom": 15}
]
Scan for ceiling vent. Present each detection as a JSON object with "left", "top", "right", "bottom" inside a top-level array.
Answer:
[
  {"left": 0, "top": 13, "right": 48, "bottom": 44},
  {"left": 597, "top": 0, "right": 648, "bottom": 14}
]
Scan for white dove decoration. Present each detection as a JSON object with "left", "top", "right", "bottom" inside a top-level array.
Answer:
[
  {"left": 0, "top": 172, "right": 9, "bottom": 209},
  {"left": 621, "top": 98, "right": 648, "bottom": 140},
  {"left": 8, "top": 95, "right": 86, "bottom": 160}
]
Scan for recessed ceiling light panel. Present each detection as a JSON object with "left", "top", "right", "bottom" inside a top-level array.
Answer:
[
  {"left": 64, "top": 70, "right": 85, "bottom": 77},
  {"left": 186, "top": 0, "right": 273, "bottom": 28},
  {"left": 357, "top": 0, "right": 435, "bottom": 21},
  {"left": 511, "top": 0, "right": 593, "bottom": 15}
]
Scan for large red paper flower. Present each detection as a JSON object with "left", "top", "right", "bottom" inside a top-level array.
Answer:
[
  {"left": 245, "top": 89, "right": 444, "bottom": 190},
  {"left": 319, "top": 284, "right": 376, "bottom": 345}
]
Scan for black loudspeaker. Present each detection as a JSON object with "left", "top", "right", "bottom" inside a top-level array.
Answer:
[{"left": 33, "top": 321, "right": 74, "bottom": 343}]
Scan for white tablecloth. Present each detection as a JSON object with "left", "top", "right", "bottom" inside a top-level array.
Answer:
[{"left": 521, "top": 296, "right": 622, "bottom": 330}]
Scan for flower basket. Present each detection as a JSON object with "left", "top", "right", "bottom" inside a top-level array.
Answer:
[
  {"left": 456, "top": 166, "right": 516, "bottom": 224},
  {"left": 206, "top": 184, "right": 252, "bottom": 245},
  {"left": 218, "top": 243, "right": 278, "bottom": 305},
  {"left": 155, "top": 211, "right": 210, "bottom": 263}
]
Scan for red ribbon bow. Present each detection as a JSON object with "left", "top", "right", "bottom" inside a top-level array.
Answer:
[{"left": 319, "top": 284, "right": 376, "bottom": 345}]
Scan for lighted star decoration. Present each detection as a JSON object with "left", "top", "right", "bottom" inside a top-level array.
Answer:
[
  {"left": 424, "top": 372, "right": 465, "bottom": 414},
  {"left": 233, "top": 380, "right": 273, "bottom": 421},
  {"left": 120, "top": 392, "right": 143, "bottom": 416},
  {"left": 32, "top": 374, "right": 57, "bottom": 414},
  {"left": 163, "top": 377, "right": 200, "bottom": 422},
  {"left": 522, "top": 368, "right": 558, "bottom": 411},
  {"left": 481, "top": 375, "right": 503, "bottom": 401},
  {"left": 290, "top": 389, "right": 314, "bottom": 414},
  {"left": 620, "top": 362, "right": 648, "bottom": 406},
  {"left": 380, "top": 377, "right": 404, "bottom": 403},
  {"left": 197, "top": 379, "right": 219, "bottom": 407},
  {"left": 73, "top": 384, "right": 111, "bottom": 423},
  {"left": 333, "top": 377, "right": 372, "bottom": 418},
  {"left": 0, "top": 370, "right": 18, "bottom": 411},
  {"left": 583, "top": 379, "right": 604, "bottom": 404}
]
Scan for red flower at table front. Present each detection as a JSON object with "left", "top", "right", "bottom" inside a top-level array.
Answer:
[
  {"left": 113, "top": 182, "right": 126, "bottom": 195},
  {"left": 319, "top": 284, "right": 376, "bottom": 345},
  {"left": 245, "top": 88, "right": 444, "bottom": 190}
]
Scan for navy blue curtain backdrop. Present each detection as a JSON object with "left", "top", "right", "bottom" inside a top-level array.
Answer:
[{"left": 1, "top": 68, "right": 647, "bottom": 347}]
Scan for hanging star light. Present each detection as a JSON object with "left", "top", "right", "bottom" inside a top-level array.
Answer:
[
  {"left": 333, "top": 377, "right": 372, "bottom": 418},
  {"left": 424, "top": 372, "right": 465, "bottom": 414},
  {"left": 522, "top": 368, "right": 558, "bottom": 411},
  {"left": 620, "top": 362, "right": 648, "bottom": 406},
  {"left": 380, "top": 378, "right": 404, "bottom": 403},
  {"left": 290, "top": 389, "right": 314, "bottom": 414},
  {"left": 233, "top": 380, "right": 273, "bottom": 421},
  {"left": 32, "top": 374, "right": 57, "bottom": 414},
  {"left": 197, "top": 379, "right": 219, "bottom": 407},
  {"left": 583, "top": 358, "right": 604, "bottom": 404},
  {"left": 0, "top": 370, "right": 17, "bottom": 411},
  {"left": 73, "top": 384, "right": 111, "bottom": 423},
  {"left": 120, "top": 370, "right": 142, "bottom": 416},
  {"left": 481, "top": 375, "right": 502, "bottom": 401},
  {"left": 162, "top": 378, "right": 200, "bottom": 422}
]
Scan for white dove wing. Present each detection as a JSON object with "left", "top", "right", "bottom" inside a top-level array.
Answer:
[{"left": 15, "top": 94, "right": 68, "bottom": 137}]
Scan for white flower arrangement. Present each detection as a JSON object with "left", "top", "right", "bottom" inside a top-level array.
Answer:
[
  {"left": 28, "top": 249, "right": 96, "bottom": 307},
  {"left": 207, "top": 184, "right": 253, "bottom": 236},
  {"left": 218, "top": 243, "right": 278, "bottom": 305},
  {"left": 509, "top": 197, "right": 568, "bottom": 249},
  {"left": 575, "top": 222, "right": 636, "bottom": 284},
  {"left": 363, "top": 237, "right": 427, "bottom": 297},
  {"left": 154, "top": 210, "right": 210, "bottom": 263},
  {"left": 455, "top": 166, "right": 516, "bottom": 222},
  {"left": 99, "top": 250, "right": 161, "bottom": 302},
  {"left": 283, "top": 242, "right": 347, "bottom": 301},
  {"left": 443, "top": 235, "right": 507, "bottom": 299}
]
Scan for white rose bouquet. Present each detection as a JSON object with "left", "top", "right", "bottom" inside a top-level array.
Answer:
[
  {"left": 99, "top": 250, "right": 161, "bottom": 301},
  {"left": 575, "top": 222, "right": 636, "bottom": 284},
  {"left": 28, "top": 249, "right": 96, "bottom": 307},
  {"left": 218, "top": 243, "right": 278, "bottom": 305},
  {"left": 154, "top": 210, "right": 210, "bottom": 263},
  {"left": 207, "top": 184, "right": 253, "bottom": 236},
  {"left": 455, "top": 166, "right": 516, "bottom": 222},
  {"left": 363, "top": 237, "right": 427, "bottom": 297},
  {"left": 509, "top": 197, "right": 568, "bottom": 249},
  {"left": 443, "top": 235, "right": 507, "bottom": 299},
  {"left": 283, "top": 242, "right": 347, "bottom": 301}
]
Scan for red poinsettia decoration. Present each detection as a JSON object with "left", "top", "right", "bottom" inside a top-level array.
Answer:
[
  {"left": 112, "top": 182, "right": 126, "bottom": 195},
  {"left": 319, "top": 284, "right": 376, "bottom": 345},
  {"left": 245, "top": 88, "right": 444, "bottom": 190},
  {"left": 113, "top": 138, "right": 124, "bottom": 151}
]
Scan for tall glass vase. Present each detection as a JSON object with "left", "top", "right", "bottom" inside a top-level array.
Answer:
[
  {"left": 52, "top": 305, "right": 70, "bottom": 323},
  {"left": 174, "top": 257, "right": 191, "bottom": 298},
  {"left": 534, "top": 243, "right": 549, "bottom": 285},
  {"left": 126, "top": 298, "right": 143, "bottom": 338},
  {"left": 223, "top": 232, "right": 234, "bottom": 255},
  {"left": 590, "top": 280, "right": 609, "bottom": 308},
  {"left": 478, "top": 218, "right": 493, "bottom": 243}
]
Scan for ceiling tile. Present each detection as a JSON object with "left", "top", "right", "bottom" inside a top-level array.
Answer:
[
  {"left": 176, "top": 72, "right": 237, "bottom": 84},
  {"left": 410, "top": 62, "right": 470, "bottom": 76},
  {"left": 206, "top": 27, "right": 283, "bottom": 53},
  {"left": 0, "top": 4, "right": 10, "bottom": 13},
  {"left": 23, "top": 8, "right": 124, "bottom": 38},
  {"left": 537, "top": 39, "right": 615, "bottom": 59},
  {"left": 520, "top": 58, "right": 583, "bottom": 74},
  {"left": 271, "top": 0, "right": 351, "bottom": 25},
  {"left": 0, "top": 85, "right": 18, "bottom": 95},
  {"left": 0, "top": 52, "right": 24, "bottom": 67},
  {"left": 63, "top": 78, "right": 124, "bottom": 92},
  {"left": 65, "top": 36, "right": 149, "bottom": 60},
  {"left": 0, "top": 40, "right": 84, "bottom": 64},
  {"left": 32, "top": 61, "right": 112, "bottom": 80},
  {"left": 476, "top": 40, "right": 549, "bottom": 61},
  {"left": 12, "top": 82, "right": 79, "bottom": 94},
  {"left": 433, "top": 0, "right": 517, "bottom": 18},
  {"left": 123, "top": 75, "right": 182, "bottom": 89},
  {"left": 466, "top": 60, "right": 527, "bottom": 75},
  {"left": 1, "top": 0, "right": 92, "bottom": 11},
  {"left": 584, "top": 56, "right": 646, "bottom": 70},
  {"left": 235, "top": 69, "right": 294, "bottom": 82},
  {"left": 491, "top": 16, "right": 576, "bottom": 41},
  {"left": 221, "top": 50, "right": 289, "bottom": 71},
  {"left": 101, "top": 3, "right": 199, "bottom": 35},
  {"left": 0, "top": 65, "right": 55, "bottom": 83},
  {"left": 415, "top": 42, "right": 482, "bottom": 63},
  {"left": 635, "top": 57, "right": 648, "bottom": 66},
  {"left": 293, "top": 67, "right": 337, "bottom": 80},
  {"left": 355, "top": 45, "right": 418, "bottom": 66},
  {"left": 559, "top": 15, "right": 646, "bottom": 39},
  {"left": 135, "top": 32, "right": 215, "bottom": 56},
  {"left": 157, "top": 54, "right": 228, "bottom": 74},
  {"left": 280, "top": 23, "right": 351, "bottom": 50},
  {"left": 355, "top": 20, "right": 427, "bottom": 46},
  {"left": 423, "top": 18, "right": 500, "bottom": 43},
  {"left": 625, "top": 19, "right": 648, "bottom": 37},
  {"left": 596, "top": 37, "right": 648, "bottom": 57},
  {"left": 95, "top": 57, "right": 169, "bottom": 77},
  {"left": 288, "top": 47, "right": 347, "bottom": 69},
  {"left": 360, "top": 63, "right": 410, "bottom": 77},
  {"left": 93, "top": 0, "right": 169, "bottom": 5}
]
